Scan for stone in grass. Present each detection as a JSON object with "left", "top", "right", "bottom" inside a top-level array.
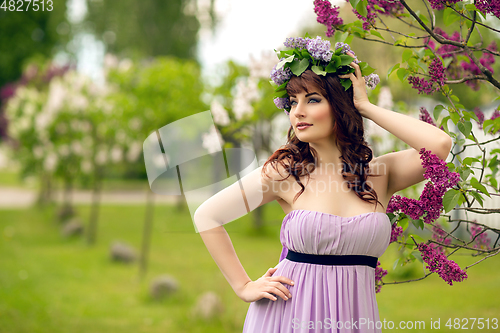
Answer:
[
  {"left": 191, "top": 291, "right": 224, "bottom": 320},
  {"left": 61, "top": 217, "right": 84, "bottom": 238},
  {"left": 150, "top": 275, "right": 179, "bottom": 300},
  {"left": 110, "top": 241, "right": 137, "bottom": 263}
]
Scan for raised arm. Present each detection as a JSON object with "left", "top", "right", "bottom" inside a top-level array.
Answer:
[
  {"left": 194, "top": 163, "right": 294, "bottom": 303},
  {"left": 340, "top": 57, "right": 452, "bottom": 196}
]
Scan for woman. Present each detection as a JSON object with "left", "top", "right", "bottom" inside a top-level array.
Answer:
[{"left": 194, "top": 36, "right": 452, "bottom": 332}]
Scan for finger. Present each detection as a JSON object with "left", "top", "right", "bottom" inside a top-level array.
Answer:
[
  {"left": 271, "top": 282, "right": 292, "bottom": 299},
  {"left": 263, "top": 267, "right": 277, "bottom": 277},
  {"left": 262, "top": 292, "right": 278, "bottom": 302},
  {"left": 350, "top": 61, "right": 362, "bottom": 79},
  {"left": 272, "top": 276, "right": 295, "bottom": 286},
  {"left": 266, "top": 285, "right": 290, "bottom": 301}
]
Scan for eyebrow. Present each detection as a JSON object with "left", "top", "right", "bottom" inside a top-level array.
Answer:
[{"left": 290, "top": 92, "right": 320, "bottom": 98}]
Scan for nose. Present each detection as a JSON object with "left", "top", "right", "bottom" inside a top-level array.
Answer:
[{"left": 292, "top": 100, "right": 306, "bottom": 118}]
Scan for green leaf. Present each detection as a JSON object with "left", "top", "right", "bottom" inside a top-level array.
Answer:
[
  {"left": 444, "top": 7, "right": 460, "bottom": 26},
  {"left": 409, "top": 234, "right": 424, "bottom": 244},
  {"left": 418, "top": 13, "right": 429, "bottom": 26},
  {"left": 311, "top": 65, "right": 327, "bottom": 76},
  {"left": 488, "top": 176, "right": 498, "bottom": 191},
  {"left": 399, "top": 217, "right": 409, "bottom": 230},
  {"left": 340, "top": 78, "right": 352, "bottom": 91},
  {"left": 387, "top": 63, "right": 400, "bottom": 79},
  {"left": 449, "top": 111, "right": 460, "bottom": 125},
  {"left": 443, "top": 57, "right": 453, "bottom": 69},
  {"left": 402, "top": 49, "right": 413, "bottom": 63},
  {"left": 411, "top": 218, "right": 424, "bottom": 230},
  {"left": 443, "top": 189, "right": 461, "bottom": 213},
  {"left": 360, "top": 65, "right": 375, "bottom": 76},
  {"left": 397, "top": 68, "right": 408, "bottom": 82},
  {"left": 470, "top": 177, "right": 491, "bottom": 198},
  {"left": 458, "top": 120, "right": 472, "bottom": 138},
  {"left": 289, "top": 58, "right": 310, "bottom": 76},
  {"left": 340, "top": 54, "right": 355, "bottom": 66},
  {"left": 459, "top": 167, "right": 471, "bottom": 181},
  {"left": 334, "top": 30, "right": 349, "bottom": 44},
  {"left": 349, "top": 0, "right": 361, "bottom": 10},
  {"left": 356, "top": 0, "right": 368, "bottom": 17},
  {"left": 463, "top": 157, "right": 480, "bottom": 165},
  {"left": 326, "top": 56, "right": 341, "bottom": 73},
  {"left": 469, "top": 191, "right": 484, "bottom": 207},
  {"left": 370, "top": 30, "right": 384, "bottom": 40},
  {"left": 276, "top": 55, "right": 295, "bottom": 70},
  {"left": 434, "top": 105, "right": 444, "bottom": 120},
  {"left": 393, "top": 258, "right": 400, "bottom": 270},
  {"left": 407, "top": 58, "right": 418, "bottom": 70}
]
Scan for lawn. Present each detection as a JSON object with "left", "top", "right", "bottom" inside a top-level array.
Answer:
[{"left": 1, "top": 202, "right": 499, "bottom": 332}]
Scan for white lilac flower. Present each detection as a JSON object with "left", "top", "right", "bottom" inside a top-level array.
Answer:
[
  {"left": 44, "top": 152, "right": 58, "bottom": 172},
  {"left": 58, "top": 144, "right": 70, "bottom": 157},
  {"left": 377, "top": 86, "right": 394, "bottom": 110},
  {"left": 80, "top": 160, "right": 92, "bottom": 174},
  {"left": 126, "top": 141, "right": 142, "bottom": 162},
  {"left": 210, "top": 99, "right": 230, "bottom": 126},
  {"left": 249, "top": 51, "right": 276, "bottom": 79},
  {"left": 71, "top": 141, "right": 83, "bottom": 155},
  {"left": 306, "top": 36, "right": 332, "bottom": 62},
  {"left": 202, "top": 126, "right": 224, "bottom": 154},
  {"left": 365, "top": 73, "right": 380, "bottom": 90},
  {"left": 110, "top": 146, "right": 123, "bottom": 163},
  {"left": 95, "top": 147, "right": 108, "bottom": 165}
]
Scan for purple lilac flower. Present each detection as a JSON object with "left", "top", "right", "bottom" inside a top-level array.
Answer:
[
  {"left": 492, "top": 109, "right": 500, "bottom": 121},
  {"left": 274, "top": 97, "right": 290, "bottom": 112},
  {"left": 407, "top": 76, "right": 436, "bottom": 95},
  {"left": 335, "top": 42, "right": 353, "bottom": 55},
  {"left": 365, "top": 73, "right": 380, "bottom": 89},
  {"left": 470, "top": 222, "right": 491, "bottom": 250},
  {"left": 430, "top": 225, "right": 451, "bottom": 255},
  {"left": 419, "top": 107, "right": 436, "bottom": 127},
  {"left": 374, "top": 260, "right": 388, "bottom": 293},
  {"left": 390, "top": 222, "right": 403, "bottom": 243},
  {"left": 314, "top": 0, "right": 343, "bottom": 37},
  {"left": 270, "top": 60, "right": 293, "bottom": 86},
  {"left": 434, "top": 28, "right": 461, "bottom": 59},
  {"left": 387, "top": 148, "right": 460, "bottom": 225},
  {"left": 306, "top": 36, "right": 333, "bottom": 62},
  {"left": 474, "top": 107, "right": 485, "bottom": 130},
  {"left": 476, "top": 0, "right": 500, "bottom": 18},
  {"left": 283, "top": 37, "right": 309, "bottom": 51},
  {"left": 417, "top": 242, "right": 468, "bottom": 286},
  {"left": 427, "top": 0, "right": 460, "bottom": 10},
  {"left": 429, "top": 58, "right": 447, "bottom": 87}
]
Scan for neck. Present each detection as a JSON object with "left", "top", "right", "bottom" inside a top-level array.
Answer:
[{"left": 308, "top": 138, "right": 343, "bottom": 177}]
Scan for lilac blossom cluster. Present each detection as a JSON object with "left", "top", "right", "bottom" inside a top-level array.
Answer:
[
  {"left": 429, "top": 28, "right": 497, "bottom": 91},
  {"left": 470, "top": 223, "right": 491, "bottom": 250},
  {"left": 474, "top": 107, "right": 485, "bottom": 130},
  {"left": 390, "top": 222, "right": 403, "bottom": 243},
  {"left": 348, "top": 0, "right": 404, "bottom": 31},
  {"left": 335, "top": 42, "right": 361, "bottom": 64},
  {"left": 365, "top": 73, "right": 380, "bottom": 90},
  {"left": 476, "top": 0, "right": 500, "bottom": 18},
  {"left": 274, "top": 97, "right": 291, "bottom": 115},
  {"left": 417, "top": 243, "right": 468, "bottom": 286},
  {"left": 419, "top": 107, "right": 436, "bottom": 126},
  {"left": 270, "top": 59, "right": 293, "bottom": 86},
  {"left": 430, "top": 225, "right": 451, "bottom": 255},
  {"left": 490, "top": 109, "right": 500, "bottom": 134},
  {"left": 314, "top": 0, "right": 343, "bottom": 37},
  {"left": 427, "top": 0, "right": 460, "bottom": 10},
  {"left": 283, "top": 37, "right": 333, "bottom": 62},
  {"left": 408, "top": 58, "right": 446, "bottom": 95},
  {"left": 387, "top": 148, "right": 460, "bottom": 224},
  {"left": 374, "top": 260, "right": 388, "bottom": 293}
]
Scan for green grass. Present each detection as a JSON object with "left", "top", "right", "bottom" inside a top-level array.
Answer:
[{"left": 1, "top": 202, "right": 499, "bottom": 332}]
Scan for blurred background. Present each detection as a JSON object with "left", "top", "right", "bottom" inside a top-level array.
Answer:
[{"left": 1, "top": 0, "right": 499, "bottom": 332}]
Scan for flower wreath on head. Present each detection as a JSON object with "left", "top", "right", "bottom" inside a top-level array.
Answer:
[{"left": 270, "top": 34, "right": 380, "bottom": 115}]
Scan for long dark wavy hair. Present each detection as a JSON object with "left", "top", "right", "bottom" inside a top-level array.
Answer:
[{"left": 262, "top": 69, "right": 384, "bottom": 210}]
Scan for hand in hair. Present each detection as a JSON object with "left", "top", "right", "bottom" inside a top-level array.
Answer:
[{"left": 339, "top": 52, "right": 371, "bottom": 115}]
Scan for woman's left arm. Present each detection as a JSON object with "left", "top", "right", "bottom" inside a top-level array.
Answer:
[{"left": 340, "top": 58, "right": 453, "bottom": 196}]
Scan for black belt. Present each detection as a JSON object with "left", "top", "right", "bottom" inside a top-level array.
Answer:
[{"left": 285, "top": 250, "right": 378, "bottom": 268}]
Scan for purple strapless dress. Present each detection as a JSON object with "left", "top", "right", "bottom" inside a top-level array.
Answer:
[{"left": 242, "top": 209, "right": 391, "bottom": 333}]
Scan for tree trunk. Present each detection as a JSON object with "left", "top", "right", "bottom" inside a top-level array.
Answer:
[
  {"left": 139, "top": 188, "right": 155, "bottom": 279},
  {"left": 87, "top": 167, "right": 102, "bottom": 245}
]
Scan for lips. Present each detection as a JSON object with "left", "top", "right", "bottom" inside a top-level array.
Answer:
[{"left": 297, "top": 124, "right": 312, "bottom": 130}]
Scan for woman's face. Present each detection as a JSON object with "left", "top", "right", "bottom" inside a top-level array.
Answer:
[{"left": 289, "top": 90, "right": 335, "bottom": 143}]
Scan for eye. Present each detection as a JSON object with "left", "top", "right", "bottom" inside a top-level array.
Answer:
[
  {"left": 290, "top": 100, "right": 297, "bottom": 106},
  {"left": 309, "top": 98, "right": 320, "bottom": 103}
]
